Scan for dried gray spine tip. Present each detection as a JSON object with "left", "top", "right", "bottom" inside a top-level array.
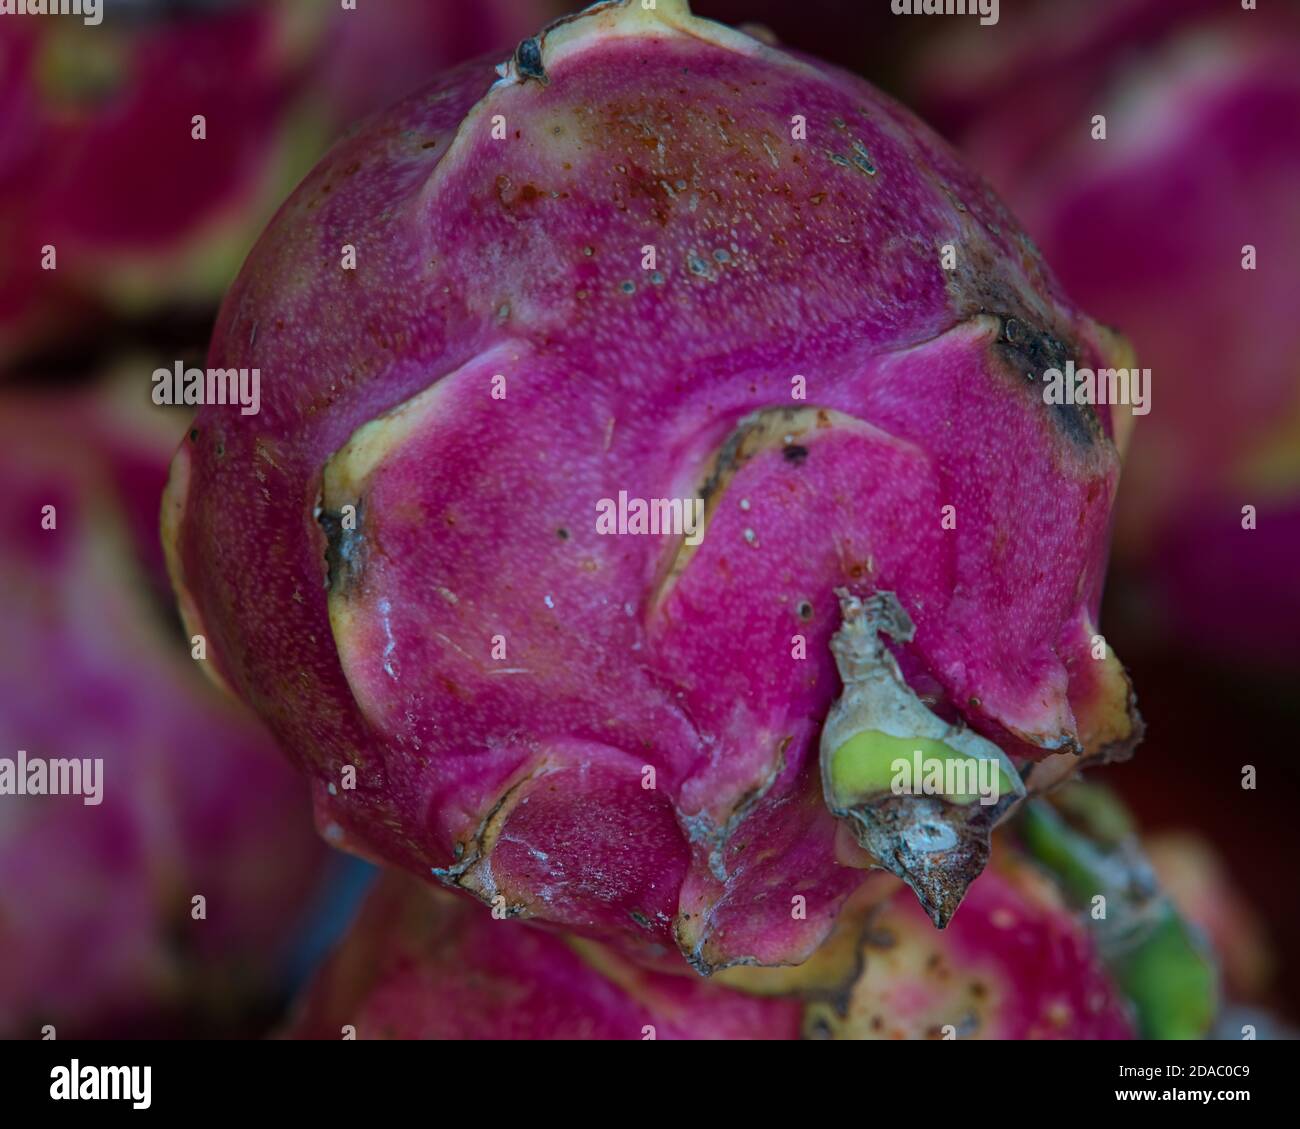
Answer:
[{"left": 819, "top": 589, "right": 1026, "bottom": 927}]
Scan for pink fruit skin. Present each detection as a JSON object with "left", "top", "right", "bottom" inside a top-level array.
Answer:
[
  {"left": 286, "top": 871, "right": 802, "bottom": 1040},
  {"left": 0, "top": 392, "right": 326, "bottom": 1037},
  {"left": 830, "top": 861, "right": 1134, "bottom": 1039},
  {"left": 167, "top": 1, "right": 1140, "bottom": 972},
  {"left": 286, "top": 855, "right": 1132, "bottom": 1040},
  {"left": 1146, "top": 833, "right": 1274, "bottom": 1006},
  {"left": 916, "top": 0, "right": 1300, "bottom": 665}
]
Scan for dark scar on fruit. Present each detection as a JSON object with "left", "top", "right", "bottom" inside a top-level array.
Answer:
[
  {"left": 945, "top": 234, "right": 1102, "bottom": 447},
  {"left": 514, "top": 38, "right": 547, "bottom": 84},
  {"left": 993, "top": 313, "right": 1100, "bottom": 448},
  {"left": 319, "top": 503, "right": 366, "bottom": 596}
]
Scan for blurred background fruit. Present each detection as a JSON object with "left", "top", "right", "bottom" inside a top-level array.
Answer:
[{"left": 0, "top": 380, "right": 334, "bottom": 1037}]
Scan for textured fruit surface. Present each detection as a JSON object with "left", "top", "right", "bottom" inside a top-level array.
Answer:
[
  {"left": 798, "top": 855, "right": 1134, "bottom": 1039},
  {"left": 168, "top": 0, "right": 1141, "bottom": 971}
]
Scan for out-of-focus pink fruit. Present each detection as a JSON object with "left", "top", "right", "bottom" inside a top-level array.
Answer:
[
  {"left": 0, "top": 1, "right": 553, "bottom": 365},
  {"left": 1147, "top": 833, "right": 1274, "bottom": 1005},
  {"left": 800, "top": 854, "right": 1135, "bottom": 1039},
  {"left": 316, "top": 0, "right": 557, "bottom": 130},
  {"left": 167, "top": 0, "right": 1142, "bottom": 972},
  {"left": 286, "top": 870, "right": 803, "bottom": 1040},
  {"left": 287, "top": 850, "right": 1132, "bottom": 1040},
  {"left": 0, "top": 387, "right": 326, "bottom": 1037},
  {"left": 0, "top": 6, "right": 311, "bottom": 360},
  {"left": 915, "top": 0, "right": 1300, "bottom": 665}
]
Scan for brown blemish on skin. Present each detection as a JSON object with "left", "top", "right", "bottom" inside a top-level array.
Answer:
[
  {"left": 319, "top": 501, "right": 366, "bottom": 597},
  {"left": 496, "top": 176, "right": 549, "bottom": 210},
  {"left": 942, "top": 227, "right": 1105, "bottom": 448}
]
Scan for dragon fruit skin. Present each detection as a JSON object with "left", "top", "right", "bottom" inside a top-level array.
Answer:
[
  {"left": 287, "top": 850, "right": 1133, "bottom": 1040},
  {"left": 915, "top": 0, "right": 1300, "bottom": 665},
  {"left": 167, "top": 0, "right": 1142, "bottom": 972},
  {"left": 285, "top": 869, "right": 803, "bottom": 1040},
  {"left": 803, "top": 854, "right": 1135, "bottom": 1039},
  {"left": 0, "top": 389, "right": 327, "bottom": 1037}
]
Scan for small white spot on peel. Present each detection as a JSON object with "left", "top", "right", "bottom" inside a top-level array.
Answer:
[
  {"left": 544, "top": 594, "right": 555, "bottom": 609},
  {"left": 437, "top": 586, "right": 460, "bottom": 605},
  {"left": 378, "top": 597, "right": 399, "bottom": 680}
]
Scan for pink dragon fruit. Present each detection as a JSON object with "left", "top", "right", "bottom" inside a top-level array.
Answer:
[
  {"left": 914, "top": 0, "right": 1300, "bottom": 666},
  {"left": 0, "top": 385, "right": 327, "bottom": 1038},
  {"left": 1147, "top": 833, "right": 1274, "bottom": 1007},
  {"left": 287, "top": 846, "right": 1133, "bottom": 1040},
  {"left": 166, "top": 0, "right": 1143, "bottom": 974},
  {"left": 0, "top": 5, "right": 309, "bottom": 360},
  {"left": 0, "top": 0, "right": 551, "bottom": 366}
]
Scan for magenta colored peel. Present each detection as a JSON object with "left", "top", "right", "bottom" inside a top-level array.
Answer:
[
  {"left": 168, "top": 0, "right": 1142, "bottom": 970},
  {"left": 287, "top": 850, "right": 1133, "bottom": 1040},
  {"left": 286, "top": 871, "right": 803, "bottom": 1040},
  {"left": 809, "top": 855, "right": 1135, "bottom": 1039}
]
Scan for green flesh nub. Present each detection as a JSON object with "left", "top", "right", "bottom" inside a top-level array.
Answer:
[{"left": 829, "top": 730, "right": 1012, "bottom": 808}]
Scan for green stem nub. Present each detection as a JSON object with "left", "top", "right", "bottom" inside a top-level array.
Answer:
[{"left": 819, "top": 590, "right": 1025, "bottom": 928}]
